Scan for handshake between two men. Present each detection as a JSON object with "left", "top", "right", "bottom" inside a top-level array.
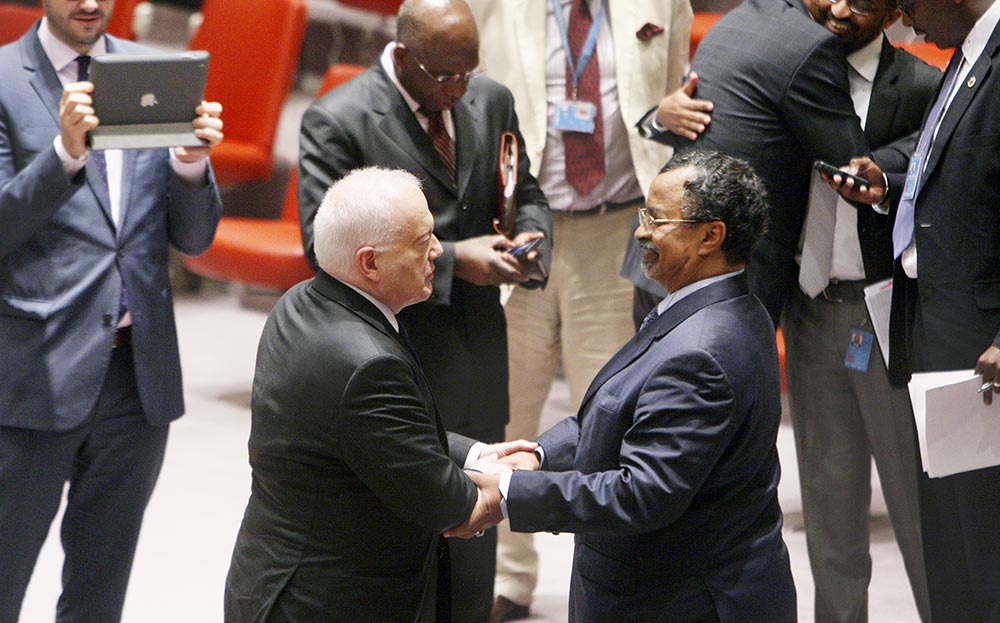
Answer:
[{"left": 448, "top": 442, "right": 543, "bottom": 540}]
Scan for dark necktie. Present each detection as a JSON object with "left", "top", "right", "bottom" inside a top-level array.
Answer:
[
  {"left": 564, "top": 0, "right": 604, "bottom": 196},
  {"left": 892, "top": 51, "right": 964, "bottom": 258},
  {"left": 422, "top": 108, "right": 456, "bottom": 181},
  {"left": 78, "top": 55, "right": 128, "bottom": 321}
]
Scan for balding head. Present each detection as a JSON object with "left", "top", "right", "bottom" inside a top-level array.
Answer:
[{"left": 393, "top": 0, "right": 480, "bottom": 112}]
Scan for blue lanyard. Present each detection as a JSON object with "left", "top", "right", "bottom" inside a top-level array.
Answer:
[{"left": 551, "top": 0, "right": 605, "bottom": 100}]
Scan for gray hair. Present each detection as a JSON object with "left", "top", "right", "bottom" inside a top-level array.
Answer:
[
  {"left": 661, "top": 151, "right": 769, "bottom": 265},
  {"left": 313, "top": 167, "right": 424, "bottom": 277}
]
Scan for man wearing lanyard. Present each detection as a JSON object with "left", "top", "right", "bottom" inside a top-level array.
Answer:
[
  {"left": 466, "top": 1, "right": 691, "bottom": 620},
  {"left": 830, "top": 1, "right": 1000, "bottom": 619},
  {"left": 0, "top": 0, "right": 223, "bottom": 621}
]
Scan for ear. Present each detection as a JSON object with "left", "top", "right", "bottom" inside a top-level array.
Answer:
[
  {"left": 882, "top": 7, "right": 902, "bottom": 29},
  {"left": 697, "top": 221, "right": 726, "bottom": 257},
  {"left": 392, "top": 43, "right": 407, "bottom": 71},
  {"left": 356, "top": 247, "right": 380, "bottom": 282}
]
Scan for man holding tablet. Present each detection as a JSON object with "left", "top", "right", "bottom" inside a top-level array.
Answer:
[{"left": 0, "top": 1, "right": 224, "bottom": 621}]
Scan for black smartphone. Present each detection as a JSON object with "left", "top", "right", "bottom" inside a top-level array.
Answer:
[
  {"left": 508, "top": 237, "right": 542, "bottom": 259},
  {"left": 813, "top": 160, "right": 871, "bottom": 190}
]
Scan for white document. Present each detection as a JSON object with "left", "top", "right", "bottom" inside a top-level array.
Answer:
[
  {"left": 908, "top": 370, "right": 1000, "bottom": 478},
  {"left": 863, "top": 278, "right": 892, "bottom": 368}
]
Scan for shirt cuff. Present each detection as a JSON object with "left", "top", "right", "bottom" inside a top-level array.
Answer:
[
  {"left": 499, "top": 471, "right": 512, "bottom": 519},
  {"left": 464, "top": 441, "right": 488, "bottom": 469},
  {"left": 170, "top": 151, "right": 209, "bottom": 184},
  {"left": 54, "top": 136, "right": 87, "bottom": 176}
]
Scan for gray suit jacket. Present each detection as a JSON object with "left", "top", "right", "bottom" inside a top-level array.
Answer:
[
  {"left": 298, "top": 64, "right": 551, "bottom": 442},
  {"left": 0, "top": 24, "right": 221, "bottom": 430},
  {"left": 629, "top": 0, "right": 871, "bottom": 323},
  {"left": 507, "top": 274, "right": 795, "bottom": 622},
  {"left": 224, "top": 272, "right": 477, "bottom": 623}
]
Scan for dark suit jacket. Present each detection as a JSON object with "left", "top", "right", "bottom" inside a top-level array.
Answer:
[
  {"left": 878, "top": 22, "right": 1000, "bottom": 379},
  {"left": 631, "top": 0, "right": 872, "bottom": 323},
  {"left": 0, "top": 25, "right": 221, "bottom": 430},
  {"left": 298, "top": 64, "right": 551, "bottom": 441},
  {"left": 856, "top": 39, "right": 942, "bottom": 282},
  {"left": 506, "top": 274, "right": 795, "bottom": 623},
  {"left": 224, "top": 272, "right": 478, "bottom": 623}
]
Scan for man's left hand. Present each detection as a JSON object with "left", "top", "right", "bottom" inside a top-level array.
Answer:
[{"left": 174, "top": 100, "right": 224, "bottom": 162}]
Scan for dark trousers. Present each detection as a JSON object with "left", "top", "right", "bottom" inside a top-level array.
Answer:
[{"left": 0, "top": 344, "right": 169, "bottom": 623}]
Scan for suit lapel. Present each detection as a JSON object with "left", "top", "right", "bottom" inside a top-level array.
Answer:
[
  {"left": 23, "top": 29, "right": 115, "bottom": 226},
  {"left": 578, "top": 274, "right": 750, "bottom": 412},
  {"left": 923, "top": 27, "right": 1000, "bottom": 183},
  {"left": 117, "top": 150, "right": 140, "bottom": 239},
  {"left": 372, "top": 66, "right": 458, "bottom": 195},
  {"left": 452, "top": 96, "right": 479, "bottom": 199}
]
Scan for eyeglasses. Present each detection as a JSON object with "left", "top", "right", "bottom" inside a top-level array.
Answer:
[
  {"left": 821, "top": 0, "right": 877, "bottom": 16},
  {"left": 411, "top": 54, "right": 482, "bottom": 85},
  {"left": 895, "top": 0, "right": 918, "bottom": 15},
  {"left": 637, "top": 207, "right": 704, "bottom": 231}
]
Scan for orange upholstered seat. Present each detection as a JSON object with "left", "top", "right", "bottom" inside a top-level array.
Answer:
[
  {"left": 189, "top": 0, "right": 307, "bottom": 186},
  {"left": 182, "top": 64, "right": 366, "bottom": 290}
]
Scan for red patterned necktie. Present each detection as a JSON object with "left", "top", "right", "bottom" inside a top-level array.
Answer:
[
  {"left": 422, "top": 108, "right": 456, "bottom": 181},
  {"left": 564, "top": 0, "right": 604, "bottom": 196}
]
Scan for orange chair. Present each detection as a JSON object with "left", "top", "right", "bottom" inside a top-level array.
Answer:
[
  {"left": 690, "top": 12, "right": 723, "bottom": 59},
  {"left": 189, "top": 0, "right": 307, "bottom": 186},
  {"left": 0, "top": 3, "right": 43, "bottom": 45},
  {"left": 337, "top": 0, "right": 403, "bottom": 14},
  {"left": 105, "top": 0, "right": 142, "bottom": 40},
  {"left": 900, "top": 41, "right": 954, "bottom": 71},
  {"left": 182, "top": 64, "right": 365, "bottom": 291},
  {"left": 776, "top": 327, "right": 787, "bottom": 393}
]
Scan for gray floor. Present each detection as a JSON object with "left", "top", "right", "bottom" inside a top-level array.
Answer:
[{"left": 18, "top": 4, "right": 921, "bottom": 622}]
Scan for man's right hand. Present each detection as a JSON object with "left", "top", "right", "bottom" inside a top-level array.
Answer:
[
  {"left": 454, "top": 234, "right": 530, "bottom": 286},
  {"left": 60, "top": 82, "right": 99, "bottom": 160},
  {"left": 656, "top": 72, "right": 714, "bottom": 141}
]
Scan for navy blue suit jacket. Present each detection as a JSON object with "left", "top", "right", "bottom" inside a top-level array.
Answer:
[
  {"left": 0, "top": 24, "right": 222, "bottom": 430},
  {"left": 506, "top": 274, "right": 795, "bottom": 623}
]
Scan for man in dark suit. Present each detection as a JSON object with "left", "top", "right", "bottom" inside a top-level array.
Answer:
[
  {"left": 225, "top": 167, "right": 531, "bottom": 623},
  {"left": 0, "top": 1, "right": 223, "bottom": 621},
  {"left": 453, "top": 151, "right": 796, "bottom": 623},
  {"left": 779, "top": 2, "right": 940, "bottom": 621},
  {"left": 297, "top": 1, "right": 551, "bottom": 620},
  {"left": 629, "top": 0, "right": 875, "bottom": 325},
  {"left": 831, "top": 2, "right": 1000, "bottom": 620}
]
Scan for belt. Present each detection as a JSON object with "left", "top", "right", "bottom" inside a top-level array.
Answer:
[
  {"left": 564, "top": 196, "right": 643, "bottom": 216},
  {"left": 112, "top": 325, "right": 132, "bottom": 348},
  {"left": 820, "top": 279, "right": 867, "bottom": 303}
]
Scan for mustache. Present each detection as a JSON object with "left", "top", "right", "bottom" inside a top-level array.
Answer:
[{"left": 638, "top": 239, "right": 658, "bottom": 253}]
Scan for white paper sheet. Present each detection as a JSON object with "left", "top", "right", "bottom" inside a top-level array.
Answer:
[
  {"left": 863, "top": 278, "right": 892, "bottom": 368},
  {"left": 908, "top": 370, "right": 1000, "bottom": 478}
]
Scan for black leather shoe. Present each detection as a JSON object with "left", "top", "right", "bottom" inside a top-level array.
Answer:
[{"left": 488, "top": 596, "right": 530, "bottom": 623}]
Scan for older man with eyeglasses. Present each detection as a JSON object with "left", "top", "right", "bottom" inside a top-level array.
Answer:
[{"left": 297, "top": 1, "right": 552, "bottom": 622}]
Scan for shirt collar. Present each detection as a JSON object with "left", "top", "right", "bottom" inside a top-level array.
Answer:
[
  {"left": 846, "top": 32, "right": 882, "bottom": 84},
  {"left": 380, "top": 41, "right": 421, "bottom": 115},
  {"left": 962, "top": 0, "right": 1000, "bottom": 69},
  {"left": 656, "top": 269, "right": 745, "bottom": 315},
  {"left": 342, "top": 280, "right": 399, "bottom": 333},
  {"left": 962, "top": 2, "right": 1000, "bottom": 65},
  {"left": 38, "top": 17, "right": 108, "bottom": 75}
]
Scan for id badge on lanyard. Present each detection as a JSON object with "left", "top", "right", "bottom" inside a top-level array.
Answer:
[{"left": 551, "top": 0, "right": 603, "bottom": 135}]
